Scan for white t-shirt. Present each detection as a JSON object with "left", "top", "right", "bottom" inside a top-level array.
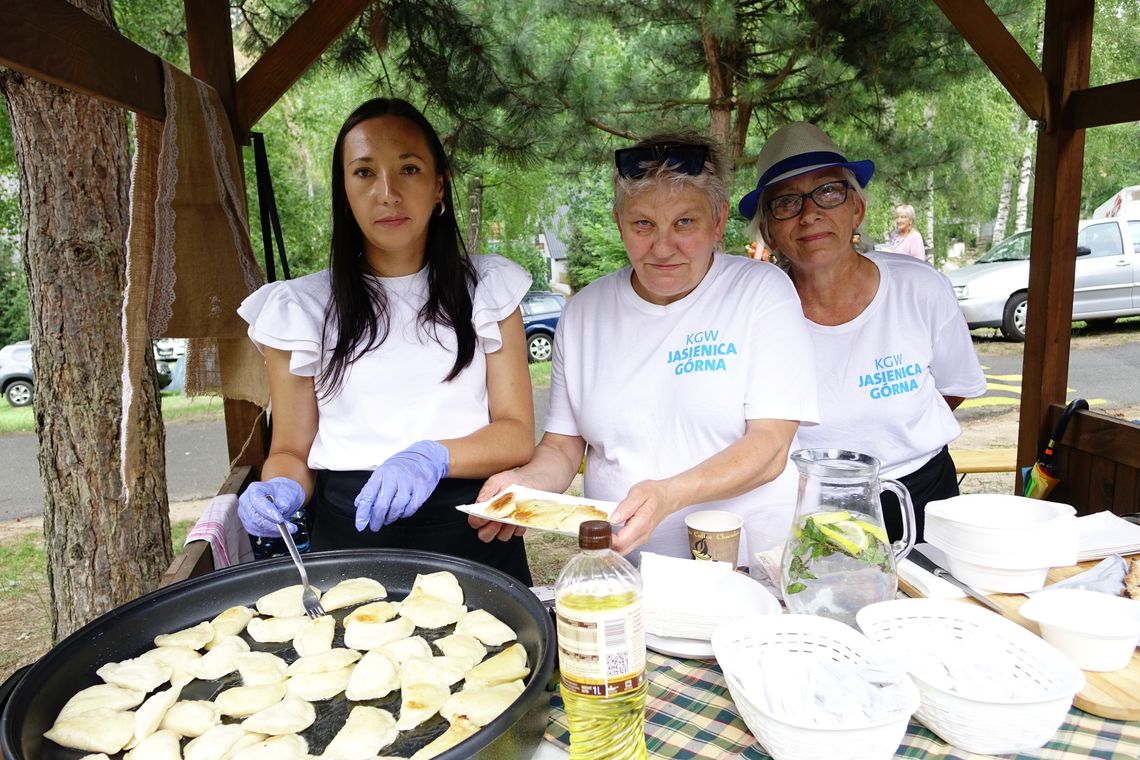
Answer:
[
  {"left": 545, "top": 253, "right": 820, "bottom": 563},
  {"left": 238, "top": 254, "right": 531, "bottom": 471},
  {"left": 795, "top": 252, "right": 987, "bottom": 479}
]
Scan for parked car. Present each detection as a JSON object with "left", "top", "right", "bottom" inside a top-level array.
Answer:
[
  {"left": 0, "top": 340, "right": 33, "bottom": 407},
  {"left": 521, "top": 291, "right": 565, "bottom": 362},
  {"left": 156, "top": 357, "right": 173, "bottom": 390},
  {"left": 947, "top": 217, "right": 1140, "bottom": 341},
  {"left": 153, "top": 337, "right": 188, "bottom": 361}
]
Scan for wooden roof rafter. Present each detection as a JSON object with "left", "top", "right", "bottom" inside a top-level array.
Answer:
[
  {"left": 933, "top": 0, "right": 1050, "bottom": 127},
  {"left": 0, "top": 0, "right": 375, "bottom": 136},
  {"left": 235, "top": 0, "right": 375, "bottom": 134},
  {"left": 0, "top": 0, "right": 165, "bottom": 119}
]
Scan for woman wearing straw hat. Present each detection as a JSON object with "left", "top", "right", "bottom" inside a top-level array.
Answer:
[
  {"left": 472, "top": 132, "right": 820, "bottom": 563},
  {"left": 738, "top": 122, "right": 986, "bottom": 542}
]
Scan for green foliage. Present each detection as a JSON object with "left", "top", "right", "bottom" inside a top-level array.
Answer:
[
  {"left": 0, "top": 252, "right": 28, "bottom": 346},
  {"left": 563, "top": 173, "right": 628, "bottom": 290},
  {"left": 0, "top": 108, "right": 28, "bottom": 345},
  {"left": 497, "top": 239, "right": 550, "bottom": 291}
]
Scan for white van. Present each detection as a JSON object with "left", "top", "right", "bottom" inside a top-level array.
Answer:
[{"left": 1092, "top": 185, "right": 1140, "bottom": 220}]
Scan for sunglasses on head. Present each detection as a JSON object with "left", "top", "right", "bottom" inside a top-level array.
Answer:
[{"left": 614, "top": 144, "right": 710, "bottom": 179}]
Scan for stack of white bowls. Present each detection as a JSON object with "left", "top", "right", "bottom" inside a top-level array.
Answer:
[{"left": 924, "top": 495, "right": 1077, "bottom": 593}]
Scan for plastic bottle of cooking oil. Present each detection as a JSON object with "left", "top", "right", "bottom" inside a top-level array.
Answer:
[{"left": 555, "top": 520, "right": 648, "bottom": 760}]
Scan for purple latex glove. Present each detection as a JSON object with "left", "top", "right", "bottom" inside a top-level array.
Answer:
[
  {"left": 238, "top": 477, "right": 306, "bottom": 537},
  {"left": 354, "top": 440, "right": 450, "bottom": 532}
]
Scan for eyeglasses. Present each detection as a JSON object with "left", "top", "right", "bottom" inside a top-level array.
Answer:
[
  {"left": 614, "top": 144, "right": 710, "bottom": 179},
  {"left": 766, "top": 180, "right": 850, "bottom": 220}
]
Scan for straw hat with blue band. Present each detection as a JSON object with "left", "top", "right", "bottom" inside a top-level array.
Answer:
[{"left": 738, "top": 122, "right": 876, "bottom": 220}]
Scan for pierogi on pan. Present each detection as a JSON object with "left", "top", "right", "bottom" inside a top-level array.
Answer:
[{"left": 44, "top": 569, "right": 532, "bottom": 759}]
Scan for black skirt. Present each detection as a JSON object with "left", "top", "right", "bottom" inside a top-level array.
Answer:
[
  {"left": 309, "top": 470, "right": 533, "bottom": 586},
  {"left": 881, "top": 445, "right": 959, "bottom": 544}
]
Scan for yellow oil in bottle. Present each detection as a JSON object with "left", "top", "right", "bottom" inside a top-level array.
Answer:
[{"left": 555, "top": 522, "right": 648, "bottom": 760}]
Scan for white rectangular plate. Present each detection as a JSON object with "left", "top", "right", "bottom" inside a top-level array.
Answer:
[{"left": 455, "top": 485, "right": 617, "bottom": 537}]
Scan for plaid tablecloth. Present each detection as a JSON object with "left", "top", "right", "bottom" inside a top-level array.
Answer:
[{"left": 544, "top": 652, "right": 1140, "bottom": 759}]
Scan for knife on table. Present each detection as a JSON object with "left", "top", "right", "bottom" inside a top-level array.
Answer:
[{"left": 905, "top": 551, "right": 1005, "bottom": 613}]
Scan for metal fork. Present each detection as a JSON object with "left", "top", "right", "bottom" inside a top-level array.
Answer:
[{"left": 277, "top": 521, "right": 326, "bottom": 618}]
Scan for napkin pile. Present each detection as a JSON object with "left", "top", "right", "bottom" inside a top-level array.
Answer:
[
  {"left": 641, "top": 552, "right": 738, "bottom": 640},
  {"left": 904, "top": 631, "right": 1050, "bottom": 701},
  {"left": 731, "top": 655, "right": 914, "bottom": 728},
  {"left": 1077, "top": 511, "right": 1140, "bottom": 561}
]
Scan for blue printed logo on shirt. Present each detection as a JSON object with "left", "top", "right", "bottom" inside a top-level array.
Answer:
[
  {"left": 857, "top": 353, "right": 922, "bottom": 399},
  {"left": 666, "top": 329, "right": 736, "bottom": 375}
]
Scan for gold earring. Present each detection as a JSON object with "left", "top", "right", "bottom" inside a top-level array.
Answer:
[{"left": 435, "top": 200, "right": 446, "bottom": 217}]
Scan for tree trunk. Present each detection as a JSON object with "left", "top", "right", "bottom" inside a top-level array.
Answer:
[
  {"left": 466, "top": 176, "right": 483, "bottom": 255},
  {"left": 923, "top": 105, "right": 935, "bottom": 264},
  {"left": 0, "top": 0, "right": 171, "bottom": 641},
  {"left": 1014, "top": 117, "right": 1035, "bottom": 233},
  {"left": 992, "top": 170, "right": 1013, "bottom": 246},
  {"left": 700, "top": 14, "right": 734, "bottom": 149}
]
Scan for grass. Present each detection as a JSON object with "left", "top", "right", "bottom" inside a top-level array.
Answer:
[
  {"left": 0, "top": 519, "right": 200, "bottom": 680},
  {"left": 0, "top": 519, "right": 201, "bottom": 601},
  {"left": 523, "top": 531, "right": 578, "bottom": 585},
  {"left": 529, "top": 360, "right": 551, "bottom": 387},
  {"left": 0, "top": 532, "right": 47, "bottom": 600},
  {"left": 0, "top": 391, "right": 226, "bottom": 435}
]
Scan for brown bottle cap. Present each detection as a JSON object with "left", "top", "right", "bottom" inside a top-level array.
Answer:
[{"left": 578, "top": 520, "right": 612, "bottom": 550}]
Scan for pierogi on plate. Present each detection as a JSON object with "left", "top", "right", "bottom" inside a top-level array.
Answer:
[
  {"left": 42, "top": 569, "right": 530, "bottom": 759},
  {"left": 456, "top": 485, "right": 616, "bottom": 536}
]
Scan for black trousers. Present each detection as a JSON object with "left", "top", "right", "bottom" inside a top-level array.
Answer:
[
  {"left": 309, "top": 471, "right": 533, "bottom": 586},
  {"left": 881, "top": 445, "right": 959, "bottom": 544}
]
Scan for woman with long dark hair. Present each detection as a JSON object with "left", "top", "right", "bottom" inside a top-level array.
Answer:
[{"left": 236, "top": 98, "right": 535, "bottom": 582}]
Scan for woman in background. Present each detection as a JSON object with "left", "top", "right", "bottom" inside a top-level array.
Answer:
[{"left": 887, "top": 203, "right": 926, "bottom": 260}]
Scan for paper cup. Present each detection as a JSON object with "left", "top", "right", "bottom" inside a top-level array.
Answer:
[{"left": 685, "top": 511, "right": 743, "bottom": 565}]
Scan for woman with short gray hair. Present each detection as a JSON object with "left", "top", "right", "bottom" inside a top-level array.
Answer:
[{"left": 471, "top": 132, "right": 820, "bottom": 563}]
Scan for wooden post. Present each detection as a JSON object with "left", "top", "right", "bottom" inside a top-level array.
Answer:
[
  {"left": 184, "top": 0, "right": 268, "bottom": 471},
  {"left": 1015, "top": 2, "right": 1093, "bottom": 490}
]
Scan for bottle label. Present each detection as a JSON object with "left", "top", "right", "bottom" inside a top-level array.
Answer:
[{"left": 556, "top": 603, "right": 645, "bottom": 697}]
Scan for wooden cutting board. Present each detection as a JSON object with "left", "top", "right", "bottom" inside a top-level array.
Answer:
[{"left": 898, "top": 556, "right": 1140, "bottom": 721}]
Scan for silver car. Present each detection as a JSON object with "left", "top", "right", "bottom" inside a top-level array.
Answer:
[
  {"left": 946, "top": 218, "right": 1140, "bottom": 341},
  {"left": 0, "top": 340, "right": 33, "bottom": 407}
]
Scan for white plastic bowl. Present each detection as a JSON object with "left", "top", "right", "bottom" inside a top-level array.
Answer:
[
  {"left": 942, "top": 552, "right": 1049, "bottom": 592},
  {"left": 925, "top": 494, "right": 1074, "bottom": 529},
  {"left": 924, "top": 532, "right": 1051, "bottom": 592},
  {"left": 924, "top": 495, "right": 1076, "bottom": 567},
  {"left": 1020, "top": 589, "right": 1140, "bottom": 672}
]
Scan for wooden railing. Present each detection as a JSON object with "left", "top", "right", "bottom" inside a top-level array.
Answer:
[
  {"left": 1044, "top": 404, "right": 1140, "bottom": 514},
  {"left": 159, "top": 464, "right": 254, "bottom": 587}
]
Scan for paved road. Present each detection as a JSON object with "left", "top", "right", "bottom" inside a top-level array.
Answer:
[
  {"left": 0, "top": 389, "right": 553, "bottom": 522},
  {"left": 0, "top": 420, "right": 232, "bottom": 522},
  {"left": 958, "top": 337, "right": 1140, "bottom": 421}
]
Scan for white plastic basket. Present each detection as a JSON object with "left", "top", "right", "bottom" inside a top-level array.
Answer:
[
  {"left": 856, "top": 598, "right": 1085, "bottom": 755},
  {"left": 711, "top": 614, "right": 920, "bottom": 760}
]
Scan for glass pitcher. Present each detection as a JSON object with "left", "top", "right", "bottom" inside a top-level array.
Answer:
[{"left": 779, "top": 449, "right": 916, "bottom": 626}]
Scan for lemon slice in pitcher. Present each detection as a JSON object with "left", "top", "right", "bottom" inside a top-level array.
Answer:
[
  {"left": 851, "top": 518, "right": 888, "bottom": 544},
  {"left": 817, "top": 520, "right": 868, "bottom": 556}
]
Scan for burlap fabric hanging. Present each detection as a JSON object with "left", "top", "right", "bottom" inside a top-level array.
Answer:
[{"left": 122, "top": 60, "right": 268, "bottom": 495}]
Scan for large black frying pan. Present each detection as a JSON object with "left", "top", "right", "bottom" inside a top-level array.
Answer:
[{"left": 0, "top": 549, "right": 556, "bottom": 759}]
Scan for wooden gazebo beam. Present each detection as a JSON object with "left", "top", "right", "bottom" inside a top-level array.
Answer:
[
  {"left": 1015, "top": 2, "right": 1094, "bottom": 483},
  {"left": 1066, "top": 79, "right": 1140, "bottom": 129},
  {"left": 235, "top": 0, "right": 374, "bottom": 133},
  {"left": 0, "top": 0, "right": 164, "bottom": 120},
  {"left": 933, "top": 0, "right": 1049, "bottom": 125}
]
